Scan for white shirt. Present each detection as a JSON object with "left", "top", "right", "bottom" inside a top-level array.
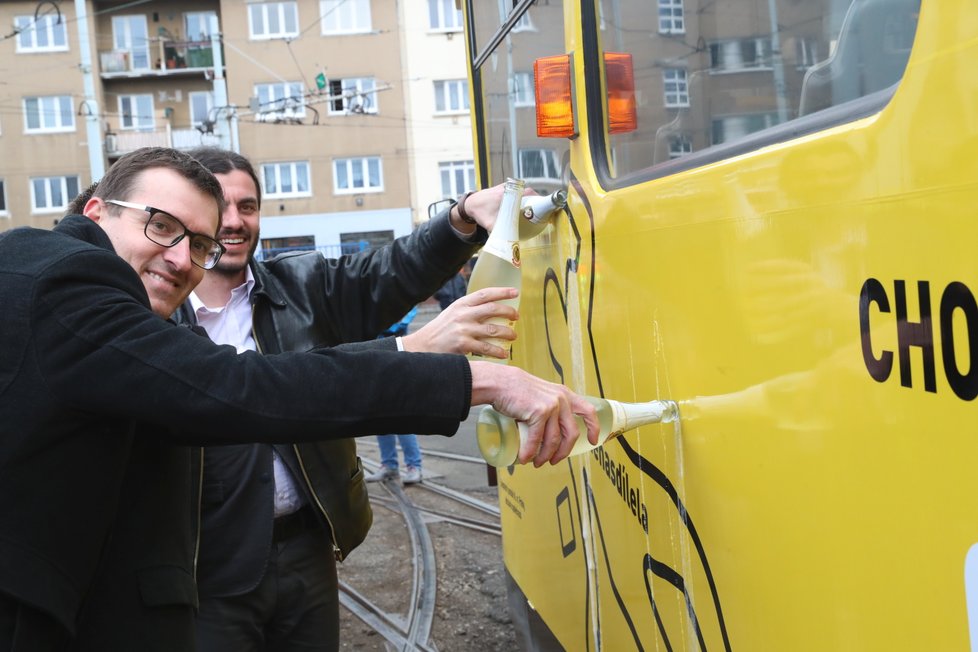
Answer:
[{"left": 189, "top": 267, "right": 306, "bottom": 517}]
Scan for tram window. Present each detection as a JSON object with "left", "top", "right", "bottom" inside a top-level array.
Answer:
[
  {"left": 597, "top": 0, "right": 920, "bottom": 178},
  {"left": 477, "top": 2, "right": 570, "bottom": 192}
]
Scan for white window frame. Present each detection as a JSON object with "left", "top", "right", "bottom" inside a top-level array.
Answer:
[
  {"left": 112, "top": 15, "right": 150, "bottom": 70},
  {"left": 185, "top": 11, "right": 218, "bottom": 42},
  {"left": 189, "top": 91, "right": 214, "bottom": 127},
  {"left": 15, "top": 14, "right": 69, "bottom": 52},
  {"left": 30, "top": 175, "right": 79, "bottom": 213},
  {"left": 657, "top": 0, "right": 685, "bottom": 35},
  {"left": 517, "top": 149, "right": 560, "bottom": 181},
  {"left": 668, "top": 135, "right": 692, "bottom": 159},
  {"left": 261, "top": 161, "right": 312, "bottom": 199},
  {"left": 327, "top": 77, "right": 378, "bottom": 115},
  {"left": 434, "top": 79, "right": 469, "bottom": 114},
  {"left": 248, "top": 2, "right": 299, "bottom": 40},
  {"left": 0, "top": 179, "right": 7, "bottom": 217},
  {"left": 428, "top": 0, "right": 463, "bottom": 32},
  {"left": 513, "top": 71, "right": 535, "bottom": 107},
  {"left": 254, "top": 82, "right": 306, "bottom": 121},
  {"left": 321, "top": 0, "right": 372, "bottom": 35},
  {"left": 663, "top": 68, "right": 689, "bottom": 108},
  {"left": 333, "top": 157, "right": 383, "bottom": 194},
  {"left": 118, "top": 94, "right": 155, "bottom": 130},
  {"left": 439, "top": 160, "right": 475, "bottom": 199},
  {"left": 24, "top": 95, "right": 75, "bottom": 133}
]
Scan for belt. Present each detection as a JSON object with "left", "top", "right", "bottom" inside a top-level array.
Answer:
[{"left": 272, "top": 505, "right": 314, "bottom": 542}]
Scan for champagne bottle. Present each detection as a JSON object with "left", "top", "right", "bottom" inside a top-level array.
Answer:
[
  {"left": 519, "top": 189, "right": 567, "bottom": 240},
  {"left": 476, "top": 396, "right": 678, "bottom": 467},
  {"left": 466, "top": 178, "right": 525, "bottom": 360}
]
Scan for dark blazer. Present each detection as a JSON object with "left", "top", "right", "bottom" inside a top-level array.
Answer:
[
  {"left": 0, "top": 215, "right": 471, "bottom": 639},
  {"left": 176, "top": 209, "right": 483, "bottom": 598}
]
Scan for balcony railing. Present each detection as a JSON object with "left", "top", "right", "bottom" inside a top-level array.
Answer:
[
  {"left": 99, "top": 39, "right": 217, "bottom": 77},
  {"left": 105, "top": 127, "right": 220, "bottom": 157}
]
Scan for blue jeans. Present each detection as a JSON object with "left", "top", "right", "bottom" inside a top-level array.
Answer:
[{"left": 376, "top": 434, "right": 421, "bottom": 469}]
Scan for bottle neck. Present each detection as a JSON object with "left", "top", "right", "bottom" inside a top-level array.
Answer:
[
  {"left": 481, "top": 180, "right": 524, "bottom": 263},
  {"left": 609, "top": 399, "right": 678, "bottom": 432}
]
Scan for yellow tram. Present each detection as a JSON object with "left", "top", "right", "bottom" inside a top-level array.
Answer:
[{"left": 460, "top": 0, "right": 978, "bottom": 649}]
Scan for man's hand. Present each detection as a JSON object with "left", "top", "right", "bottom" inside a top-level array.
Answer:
[
  {"left": 468, "top": 362, "right": 599, "bottom": 467},
  {"left": 401, "top": 287, "right": 518, "bottom": 358},
  {"left": 448, "top": 184, "right": 539, "bottom": 234}
]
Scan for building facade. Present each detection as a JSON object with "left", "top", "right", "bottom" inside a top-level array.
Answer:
[{"left": 0, "top": 0, "right": 461, "bottom": 252}]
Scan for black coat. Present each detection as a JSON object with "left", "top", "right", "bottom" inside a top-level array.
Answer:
[{"left": 0, "top": 215, "right": 471, "bottom": 639}]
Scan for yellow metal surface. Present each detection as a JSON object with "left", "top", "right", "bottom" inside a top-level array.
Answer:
[{"left": 477, "top": 1, "right": 978, "bottom": 649}]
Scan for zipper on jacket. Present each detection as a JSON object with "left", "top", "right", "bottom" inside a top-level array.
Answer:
[
  {"left": 252, "top": 304, "right": 343, "bottom": 561},
  {"left": 194, "top": 446, "right": 204, "bottom": 578},
  {"left": 292, "top": 444, "right": 344, "bottom": 561}
]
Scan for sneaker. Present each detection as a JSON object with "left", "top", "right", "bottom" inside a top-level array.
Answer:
[
  {"left": 402, "top": 466, "right": 422, "bottom": 485},
  {"left": 366, "top": 465, "right": 399, "bottom": 482}
]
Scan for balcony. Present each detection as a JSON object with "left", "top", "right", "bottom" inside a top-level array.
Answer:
[
  {"left": 105, "top": 126, "right": 221, "bottom": 158},
  {"left": 99, "top": 39, "right": 218, "bottom": 79}
]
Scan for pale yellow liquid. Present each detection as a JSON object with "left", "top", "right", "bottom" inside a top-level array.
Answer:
[
  {"left": 476, "top": 397, "right": 683, "bottom": 467},
  {"left": 466, "top": 250, "right": 521, "bottom": 359}
]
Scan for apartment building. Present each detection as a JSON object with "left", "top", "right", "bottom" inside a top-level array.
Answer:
[
  {"left": 0, "top": 0, "right": 433, "bottom": 255},
  {"left": 398, "top": 0, "right": 474, "bottom": 225}
]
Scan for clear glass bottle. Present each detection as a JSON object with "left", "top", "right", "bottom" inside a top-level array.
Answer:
[
  {"left": 519, "top": 189, "right": 567, "bottom": 240},
  {"left": 466, "top": 177, "right": 526, "bottom": 361},
  {"left": 476, "top": 396, "right": 678, "bottom": 467}
]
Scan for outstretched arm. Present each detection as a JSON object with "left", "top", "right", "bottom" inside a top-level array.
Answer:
[{"left": 400, "top": 287, "right": 518, "bottom": 359}]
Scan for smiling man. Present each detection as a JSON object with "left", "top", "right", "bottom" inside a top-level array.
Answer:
[
  {"left": 180, "top": 148, "right": 524, "bottom": 652},
  {"left": 0, "top": 147, "right": 598, "bottom": 652}
]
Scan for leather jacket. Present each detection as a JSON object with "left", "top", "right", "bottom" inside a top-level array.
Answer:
[{"left": 173, "top": 210, "right": 484, "bottom": 596}]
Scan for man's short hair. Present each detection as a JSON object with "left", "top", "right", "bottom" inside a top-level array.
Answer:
[
  {"left": 92, "top": 147, "right": 227, "bottom": 230},
  {"left": 187, "top": 147, "right": 263, "bottom": 209}
]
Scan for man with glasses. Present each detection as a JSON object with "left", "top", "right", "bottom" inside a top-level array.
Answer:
[{"left": 0, "top": 147, "right": 597, "bottom": 652}]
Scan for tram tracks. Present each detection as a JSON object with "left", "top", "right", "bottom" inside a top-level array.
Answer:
[{"left": 338, "top": 450, "right": 502, "bottom": 650}]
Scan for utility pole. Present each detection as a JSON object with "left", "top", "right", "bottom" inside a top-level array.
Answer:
[{"left": 75, "top": 0, "right": 105, "bottom": 180}]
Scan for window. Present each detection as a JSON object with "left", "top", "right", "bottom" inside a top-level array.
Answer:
[
  {"left": 434, "top": 80, "right": 469, "bottom": 114},
  {"left": 249, "top": 2, "right": 299, "bottom": 40},
  {"left": 15, "top": 14, "right": 68, "bottom": 52},
  {"left": 796, "top": 37, "right": 820, "bottom": 70},
  {"left": 328, "top": 78, "right": 377, "bottom": 114},
  {"left": 189, "top": 91, "right": 214, "bottom": 127},
  {"left": 513, "top": 72, "right": 534, "bottom": 107},
  {"left": 663, "top": 69, "right": 689, "bottom": 108},
  {"left": 712, "top": 113, "right": 778, "bottom": 145},
  {"left": 112, "top": 15, "right": 150, "bottom": 70},
  {"left": 668, "top": 135, "right": 692, "bottom": 159},
  {"left": 119, "top": 94, "right": 154, "bottom": 129},
  {"left": 31, "top": 175, "right": 79, "bottom": 212},
  {"left": 185, "top": 11, "right": 218, "bottom": 41},
  {"left": 428, "top": 0, "right": 463, "bottom": 31},
  {"left": 255, "top": 82, "right": 306, "bottom": 121},
  {"left": 321, "top": 0, "right": 371, "bottom": 34},
  {"left": 710, "top": 38, "right": 773, "bottom": 72},
  {"left": 512, "top": 11, "right": 534, "bottom": 33},
  {"left": 333, "top": 157, "right": 383, "bottom": 193},
  {"left": 439, "top": 161, "right": 475, "bottom": 198},
  {"left": 518, "top": 149, "right": 560, "bottom": 181},
  {"left": 24, "top": 95, "right": 74, "bottom": 133},
  {"left": 261, "top": 161, "right": 311, "bottom": 198},
  {"left": 658, "top": 0, "right": 684, "bottom": 34},
  {"left": 0, "top": 180, "right": 7, "bottom": 216}
]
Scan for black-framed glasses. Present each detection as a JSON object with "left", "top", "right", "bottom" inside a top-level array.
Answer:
[{"left": 106, "top": 199, "right": 225, "bottom": 270}]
